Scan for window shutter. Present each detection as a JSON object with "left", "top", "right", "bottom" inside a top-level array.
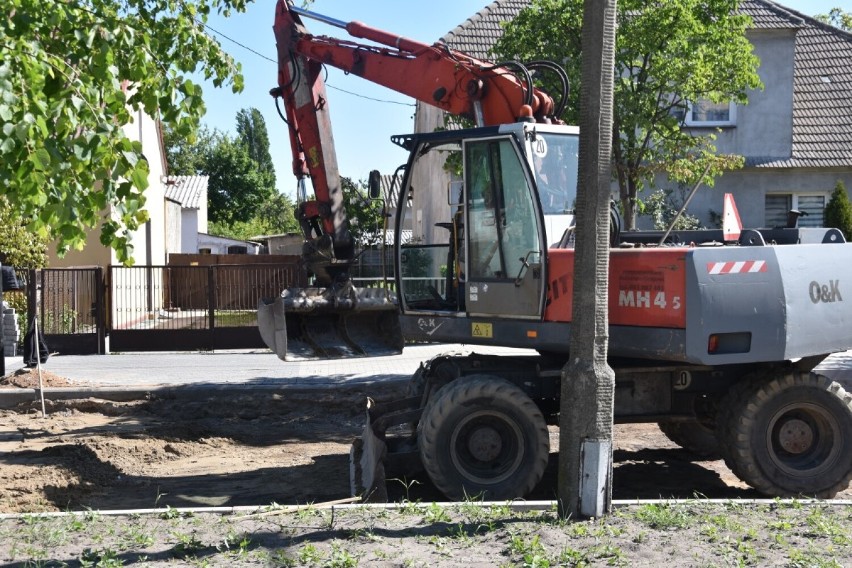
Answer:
[
  {"left": 765, "top": 194, "right": 791, "bottom": 228},
  {"left": 797, "top": 195, "right": 825, "bottom": 227}
]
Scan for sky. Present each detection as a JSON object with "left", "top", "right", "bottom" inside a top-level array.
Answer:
[{"left": 194, "top": 0, "right": 847, "bottom": 199}]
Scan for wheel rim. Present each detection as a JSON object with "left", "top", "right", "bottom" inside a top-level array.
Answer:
[
  {"left": 766, "top": 402, "right": 842, "bottom": 477},
  {"left": 449, "top": 409, "right": 524, "bottom": 485}
]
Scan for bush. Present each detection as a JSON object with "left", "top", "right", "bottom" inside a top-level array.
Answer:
[{"left": 824, "top": 180, "right": 852, "bottom": 241}]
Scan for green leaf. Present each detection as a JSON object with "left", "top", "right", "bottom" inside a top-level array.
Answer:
[{"left": 31, "top": 148, "right": 51, "bottom": 171}]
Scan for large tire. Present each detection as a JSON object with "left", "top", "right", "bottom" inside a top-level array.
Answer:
[
  {"left": 719, "top": 371, "right": 852, "bottom": 498},
  {"left": 658, "top": 420, "right": 720, "bottom": 458},
  {"left": 418, "top": 375, "right": 549, "bottom": 501}
]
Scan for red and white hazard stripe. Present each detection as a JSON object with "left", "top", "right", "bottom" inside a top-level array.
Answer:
[{"left": 706, "top": 260, "right": 768, "bottom": 275}]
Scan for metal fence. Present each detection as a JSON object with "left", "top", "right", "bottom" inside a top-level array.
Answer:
[
  {"left": 28, "top": 267, "right": 106, "bottom": 355},
  {"left": 108, "top": 263, "right": 302, "bottom": 352}
]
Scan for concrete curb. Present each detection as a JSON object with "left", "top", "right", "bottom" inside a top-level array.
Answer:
[{"left": 0, "top": 378, "right": 410, "bottom": 409}]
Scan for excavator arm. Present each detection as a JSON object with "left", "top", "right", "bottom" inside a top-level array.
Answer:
[
  {"left": 270, "top": 0, "right": 566, "bottom": 283},
  {"left": 260, "top": 0, "right": 568, "bottom": 361}
]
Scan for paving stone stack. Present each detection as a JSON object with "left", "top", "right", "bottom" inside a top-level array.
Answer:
[{"left": 2, "top": 301, "right": 19, "bottom": 356}]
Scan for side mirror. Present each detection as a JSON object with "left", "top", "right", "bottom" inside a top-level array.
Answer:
[{"left": 368, "top": 170, "right": 382, "bottom": 200}]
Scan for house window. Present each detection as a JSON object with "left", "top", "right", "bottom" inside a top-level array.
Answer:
[
  {"left": 227, "top": 245, "right": 248, "bottom": 254},
  {"left": 198, "top": 248, "right": 212, "bottom": 255},
  {"left": 765, "top": 193, "right": 826, "bottom": 228},
  {"left": 685, "top": 100, "right": 736, "bottom": 127}
]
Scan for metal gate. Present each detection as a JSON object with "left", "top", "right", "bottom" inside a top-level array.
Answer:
[
  {"left": 108, "top": 264, "right": 301, "bottom": 352},
  {"left": 28, "top": 268, "right": 106, "bottom": 355}
]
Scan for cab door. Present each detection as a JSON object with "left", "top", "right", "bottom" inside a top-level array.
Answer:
[{"left": 463, "top": 137, "right": 545, "bottom": 319}]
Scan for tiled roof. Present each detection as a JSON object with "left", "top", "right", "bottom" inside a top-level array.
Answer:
[
  {"left": 164, "top": 175, "right": 207, "bottom": 209},
  {"left": 440, "top": 0, "right": 527, "bottom": 59},
  {"left": 738, "top": 0, "right": 803, "bottom": 29},
  {"left": 439, "top": 0, "right": 852, "bottom": 168},
  {"left": 781, "top": 6, "right": 852, "bottom": 168}
]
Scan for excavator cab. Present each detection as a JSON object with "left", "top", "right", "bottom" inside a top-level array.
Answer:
[{"left": 394, "top": 122, "right": 580, "bottom": 331}]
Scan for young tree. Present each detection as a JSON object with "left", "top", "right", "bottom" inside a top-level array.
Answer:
[
  {"left": 493, "top": 0, "right": 761, "bottom": 228},
  {"left": 2, "top": 0, "right": 244, "bottom": 263},
  {"left": 824, "top": 180, "right": 852, "bottom": 241},
  {"left": 816, "top": 8, "right": 852, "bottom": 31},
  {"left": 205, "top": 136, "right": 275, "bottom": 225},
  {"left": 235, "top": 108, "right": 276, "bottom": 189}
]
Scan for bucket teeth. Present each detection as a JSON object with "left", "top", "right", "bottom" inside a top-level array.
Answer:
[{"left": 258, "top": 286, "right": 403, "bottom": 361}]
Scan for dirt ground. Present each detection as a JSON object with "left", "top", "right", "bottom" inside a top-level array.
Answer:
[{"left": 1, "top": 369, "right": 850, "bottom": 514}]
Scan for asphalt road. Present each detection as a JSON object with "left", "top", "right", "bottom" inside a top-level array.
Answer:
[{"left": 2, "top": 344, "right": 850, "bottom": 406}]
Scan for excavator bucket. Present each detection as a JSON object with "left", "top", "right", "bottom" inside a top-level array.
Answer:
[
  {"left": 257, "top": 284, "right": 403, "bottom": 361},
  {"left": 349, "top": 396, "right": 424, "bottom": 502}
]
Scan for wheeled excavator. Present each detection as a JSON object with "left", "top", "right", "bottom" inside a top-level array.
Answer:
[{"left": 259, "top": 0, "right": 852, "bottom": 502}]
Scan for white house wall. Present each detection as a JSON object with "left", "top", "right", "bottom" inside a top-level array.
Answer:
[
  {"left": 180, "top": 208, "right": 199, "bottom": 253},
  {"left": 121, "top": 109, "right": 167, "bottom": 266},
  {"left": 165, "top": 200, "right": 182, "bottom": 257},
  {"left": 686, "top": 168, "right": 852, "bottom": 229},
  {"left": 707, "top": 29, "right": 797, "bottom": 161}
]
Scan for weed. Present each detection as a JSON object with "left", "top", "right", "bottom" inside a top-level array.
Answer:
[
  {"left": 121, "top": 524, "right": 155, "bottom": 549},
  {"left": 218, "top": 529, "right": 251, "bottom": 556},
  {"left": 159, "top": 506, "right": 181, "bottom": 520},
  {"left": 589, "top": 542, "right": 627, "bottom": 566},
  {"left": 788, "top": 546, "right": 844, "bottom": 568},
  {"left": 448, "top": 522, "right": 476, "bottom": 546},
  {"left": 557, "top": 545, "right": 588, "bottom": 565},
  {"left": 706, "top": 513, "right": 743, "bottom": 533},
  {"left": 80, "top": 547, "right": 123, "bottom": 567},
  {"left": 270, "top": 549, "right": 296, "bottom": 567},
  {"left": 427, "top": 535, "right": 453, "bottom": 557},
  {"left": 634, "top": 503, "right": 693, "bottom": 530},
  {"left": 423, "top": 502, "right": 451, "bottom": 524},
  {"left": 298, "top": 543, "right": 324, "bottom": 564},
  {"left": 563, "top": 521, "right": 590, "bottom": 538},
  {"left": 172, "top": 531, "right": 204, "bottom": 557},
  {"left": 508, "top": 532, "right": 546, "bottom": 557},
  {"left": 389, "top": 477, "right": 422, "bottom": 503},
  {"left": 327, "top": 541, "right": 359, "bottom": 567},
  {"left": 805, "top": 507, "right": 850, "bottom": 544}
]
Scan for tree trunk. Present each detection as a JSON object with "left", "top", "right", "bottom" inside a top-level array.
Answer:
[{"left": 558, "top": 0, "right": 618, "bottom": 519}]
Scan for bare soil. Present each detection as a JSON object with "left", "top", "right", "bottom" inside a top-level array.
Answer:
[{"left": 1, "top": 376, "right": 850, "bottom": 515}]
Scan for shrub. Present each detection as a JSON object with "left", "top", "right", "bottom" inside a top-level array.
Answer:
[{"left": 824, "top": 180, "right": 852, "bottom": 241}]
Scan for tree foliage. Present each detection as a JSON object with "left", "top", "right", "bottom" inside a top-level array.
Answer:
[
  {"left": 0, "top": 196, "right": 47, "bottom": 269},
  {"left": 1, "top": 0, "right": 245, "bottom": 263},
  {"left": 816, "top": 8, "right": 852, "bottom": 31},
  {"left": 166, "top": 108, "right": 291, "bottom": 235},
  {"left": 236, "top": 107, "right": 275, "bottom": 188},
  {"left": 824, "top": 180, "right": 852, "bottom": 241},
  {"left": 209, "top": 192, "right": 298, "bottom": 241},
  {"left": 341, "top": 177, "right": 386, "bottom": 248},
  {"left": 493, "top": 0, "right": 761, "bottom": 228},
  {"left": 205, "top": 136, "right": 276, "bottom": 225}
]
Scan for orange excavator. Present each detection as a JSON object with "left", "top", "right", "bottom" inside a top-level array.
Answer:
[{"left": 260, "top": 0, "right": 852, "bottom": 502}]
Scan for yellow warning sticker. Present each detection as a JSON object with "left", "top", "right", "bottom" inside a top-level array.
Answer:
[{"left": 471, "top": 322, "right": 493, "bottom": 338}]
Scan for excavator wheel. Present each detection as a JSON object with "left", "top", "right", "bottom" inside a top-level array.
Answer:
[
  {"left": 658, "top": 420, "right": 720, "bottom": 458},
  {"left": 718, "top": 371, "right": 852, "bottom": 498},
  {"left": 418, "top": 374, "right": 549, "bottom": 501}
]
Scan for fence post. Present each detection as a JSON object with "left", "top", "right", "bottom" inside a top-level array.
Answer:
[
  {"left": 208, "top": 266, "right": 216, "bottom": 350},
  {"left": 27, "top": 269, "right": 37, "bottom": 334},
  {"left": 96, "top": 267, "right": 106, "bottom": 354}
]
